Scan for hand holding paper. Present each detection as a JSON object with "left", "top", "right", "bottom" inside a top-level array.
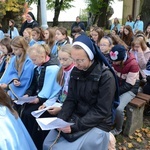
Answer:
[
  {"left": 31, "top": 102, "right": 62, "bottom": 118},
  {"left": 36, "top": 117, "right": 74, "bottom": 130}
]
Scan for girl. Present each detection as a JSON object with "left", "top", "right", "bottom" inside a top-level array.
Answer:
[
  {"left": 125, "top": 15, "right": 134, "bottom": 30},
  {"left": 0, "top": 37, "right": 13, "bottom": 77},
  {"left": 133, "top": 15, "right": 144, "bottom": 34},
  {"left": 44, "top": 27, "right": 57, "bottom": 54},
  {"left": 29, "top": 27, "right": 45, "bottom": 46},
  {"left": 121, "top": 25, "right": 134, "bottom": 48},
  {"left": 110, "top": 45, "right": 139, "bottom": 135},
  {"left": 91, "top": 26, "right": 104, "bottom": 47},
  {"left": 39, "top": 44, "right": 74, "bottom": 113},
  {"left": 0, "top": 36, "right": 34, "bottom": 100},
  {"left": 118, "top": 25, "right": 124, "bottom": 38},
  {"left": 130, "top": 37, "right": 150, "bottom": 80},
  {"left": 0, "top": 87, "right": 37, "bottom": 150},
  {"left": 20, "top": 44, "right": 61, "bottom": 147},
  {"left": 7, "top": 19, "right": 19, "bottom": 39},
  {"left": 99, "top": 36, "right": 113, "bottom": 65},
  {"left": 145, "top": 24, "right": 150, "bottom": 46},
  {"left": 53, "top": 27, "right": 70, "bottom": 56},
  {"left": 23, "top": 28, "right": 32, "bottom": 45},
  {"left": 110, "top": 18, "right": 121, "bottom": 32}
]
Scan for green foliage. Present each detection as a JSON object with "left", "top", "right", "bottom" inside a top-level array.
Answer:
[
  {"left": 0, "top": 0, "right": 24, "bottom": 16},
  {"left": 47, "top": 0, "right": 74, "bottom": 11},
  {"left": 27, "top": 0, "right": 74, "bottom": 11},
  {"left": 86, "top": 0, "right": 113, "bottom": 15},
  {"left": 80, "top": 9, "right": 88, "bottom": 21}
]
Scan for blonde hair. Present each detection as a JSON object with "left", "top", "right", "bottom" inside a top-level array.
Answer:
[
  {"left": 27, "top": 44, "right": 50, "bottom": 56},
  {"left": 23, "top": 28, "right": 32, "bottom": 43},
  {"left": 10, "top": 36, "right": 28, "bottom": 74},
  {"left": 132, "top": 37, "right": 147, "bottom": 51},
  {"left": 58, "top": 44, "right": 72, "bottom": 56},
  {"left": 57, "top": 44, "right": 72, "bottom": 86}
]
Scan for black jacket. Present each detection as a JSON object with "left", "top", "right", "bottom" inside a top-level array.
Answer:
[
  {"left": 19, "top": 20, "right": 38, "bottom": 36},
  {"left": 58, "top": 61, "right": 116, "bottom": 132}
]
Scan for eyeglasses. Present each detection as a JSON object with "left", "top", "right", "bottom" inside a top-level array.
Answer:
[
  {"left": 72, "top": 58, "right": 87, "bottom": 64},
  {"left": 99, "top": 44, "right": 109, "bottom": 47}
]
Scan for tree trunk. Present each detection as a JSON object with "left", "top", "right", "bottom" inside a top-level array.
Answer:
[
  {"left": 37, "top": 0, "right": 41, "bottom": 26},
  {"left": 53, "top": 0, "right": 63, "bottom": 26},
  {"left": 141, "top": 0, "right": 150, "bottom": 29},
  {"left": 97, "top": 0, "right": 109, "bottom": 28}
]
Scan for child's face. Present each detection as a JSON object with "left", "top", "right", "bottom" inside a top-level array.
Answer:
[
  {"left": 146, "top": 26, "right": 150, "bottom": 33},
  {"left": 99, "top": 38, "right": 111, "bottom": 54},
  {"left": 32, "top": 31, "right": 40, "bottom": 41},
  {"left": 55, "top": 30, "right": 66, "bottom": 42},
  {"left": 91, "top": 31, "right": 98, "bottom": 42},
  {"left": 29, "top": 52, "right": 45, "bottom": 66},
  {"left": 58, "top": 51, "right": 73, "bottom": 69},
  {"left": 0, "top": 45, "right": 8, "bottom": 55},
  {"left": 9, "top": 21, "right": 13, "bottom": 26},
  {"left": 23, "top": 30, "right": 30, "bottom": 38},
  {"left": 133, "top": 43, "right": 141, "bottom": 51},
  {"left": 111, "top": 30, "right": 116, "bottom": 35},
  {"left": 44, "top": 30, "right": 49, "bottom": 40},
  {"left": 120, "top": 26, "right": 124, "bottom": 33},
  {"left": 11, "top": 46, "right": 23, "bottom": 56},
  {"left": 124, "top": 28, "right": 129, "bottom": 35}
]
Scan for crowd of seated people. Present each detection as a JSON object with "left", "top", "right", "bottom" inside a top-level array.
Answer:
[{"left": 0, "top": 12, "right": 150, "bottom": 150}]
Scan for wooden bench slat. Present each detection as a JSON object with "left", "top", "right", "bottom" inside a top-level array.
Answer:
[
  {"left": 136, "top": 93, "right": 150, "bottom": 103},
  {"left": 129, "top": 98, "right": 146, "bottom": 108}
]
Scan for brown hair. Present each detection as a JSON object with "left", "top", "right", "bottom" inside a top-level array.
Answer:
[
  {"left": 0, "top": 87, "right": 18, "bottom": 118},
  {"left": 122, "top": 25, "right": 134, "bottom": 46},
  {"left": 10, "top": 36, "right": 28, "bottom": 74},
  {"left": 92, "top": 26, "right": 104, "bottom": 44},
  {"left": 56, "top": 27, "right": 70, "bottom": 43},
  {"left": 0, "top": 37, "right": 12, "bottom": 54},
  {"left": 32, "top": 27, "right": 45, "bottom": 41},
  {"left": 44, "top": 27, "right": 56, "bottom": 50},
  {"left": 145, "top": 24, "right": 150, "bottom": 39},
  {"left": 108, "top": 33, "right": 129, "bottom": 50},
  {"left": 127, "top": 15, "right": 133, "bottom": 22}
]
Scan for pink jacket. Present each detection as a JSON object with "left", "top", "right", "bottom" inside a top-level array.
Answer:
[{"left": 130, "top": 47, "right": 150, "bottom": 79}]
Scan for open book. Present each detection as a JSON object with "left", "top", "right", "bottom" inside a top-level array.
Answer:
[
  {"left": 36, "top": 117, "right": 74, "bottom": 130},
  {"left": 31, "top": 102, "right": 62, "bottom": 118}
]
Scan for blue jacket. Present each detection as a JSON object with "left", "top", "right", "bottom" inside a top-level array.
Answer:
[
  {"left": 125, "top": 21, "right": 134, "bottom": 30},
  {"left": 0, "top": 105, "right": 37, "bottom": 150},
  {"left": 0, "top": 55, "right": 34, "bottom": 99},
  {"left": 133, "top": 20, "right": 144, "bottom": 32}
]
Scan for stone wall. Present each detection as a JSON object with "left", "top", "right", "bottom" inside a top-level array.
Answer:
[{"left": 47, "top": 21, "right": 87, "bottom": 30}]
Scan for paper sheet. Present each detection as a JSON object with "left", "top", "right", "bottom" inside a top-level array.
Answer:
[
  {"left": 14, "top": 96, "right": 37, "bottom": 105},
  {"left": 31, "top": 102, "right": 62, "bottom": 118},
  {"left": 36, "top": 117, "right": 74, "bottom": 130}
]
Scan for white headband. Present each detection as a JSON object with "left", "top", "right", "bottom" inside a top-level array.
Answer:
[{"left": 72, "top": 41, "right": 94, "bottom": 60}]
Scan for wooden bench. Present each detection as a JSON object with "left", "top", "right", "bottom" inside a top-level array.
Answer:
[{"left": 123, "top": 93, "right": 150, "bottom": 136}]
